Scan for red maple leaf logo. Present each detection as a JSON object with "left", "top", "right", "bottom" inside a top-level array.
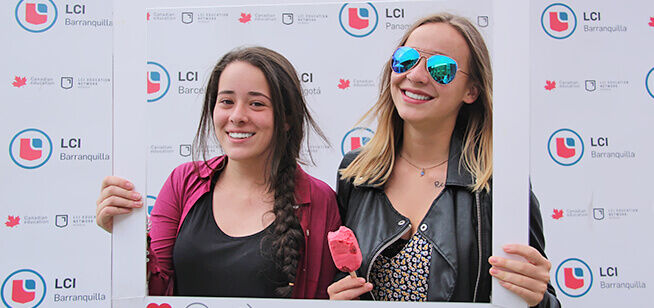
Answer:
[
  {"left": 649, "top": 17, "right": 654, "bottom": 27},
  {"left": 12, "top": 76, "right": 27, "bottom": 88},
  {"left": 146, "top": 304, "right": 172, "bottom": 308},
  {"left": 5, "top": 215, "right": 20, "bottom": 227},
  {"left": 337, "top": 79, "right": 350, "bottom": 89},
  {"left": 544, "top": 80, "right": 556, "bottom": 91},
  {"left": 552, "top": 209, "right": 563, "bottom": 220},
  {"left": 239, "top": 13, "right": 251, "bottom": 23}
]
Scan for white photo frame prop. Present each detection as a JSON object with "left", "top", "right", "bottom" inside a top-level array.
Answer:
[{"left": 113, "top": 0, "right": 529, "bottom": 307}]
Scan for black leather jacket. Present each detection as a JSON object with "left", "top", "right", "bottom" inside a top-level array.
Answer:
[{"left": 336, "top": 130, "right": 560, "bottom": 307}]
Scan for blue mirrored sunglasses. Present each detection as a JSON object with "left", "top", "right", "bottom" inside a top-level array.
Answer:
[{"left": 391, "top": 46, "right": 469, "bottom": 84}]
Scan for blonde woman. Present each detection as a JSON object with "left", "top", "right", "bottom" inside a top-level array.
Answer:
[{"left": 328, "top": 13, "right": 560, "bottom": 307}]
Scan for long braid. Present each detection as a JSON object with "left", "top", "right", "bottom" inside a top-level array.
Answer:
[{"left": 269, "top": 156, "right": 304, "bottom": 297}]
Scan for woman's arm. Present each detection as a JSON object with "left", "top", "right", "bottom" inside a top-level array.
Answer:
[{"left": 148, "top": 166, "right": 185, "bottom": 296}]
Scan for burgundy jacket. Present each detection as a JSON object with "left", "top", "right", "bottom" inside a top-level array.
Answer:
[{"left": 147, "top": 156, "right": 341, "bottom": 298}]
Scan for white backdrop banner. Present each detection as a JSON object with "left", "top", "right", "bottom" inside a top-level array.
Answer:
[
  {"left": 2, "top": 0, "right": 113, "bottom": 307},
  {"left": 2, "top": 0, "right": 653, "bottom": 308},
  {"left": 530, "top": 0, "right": 654, "bottom": 307}
]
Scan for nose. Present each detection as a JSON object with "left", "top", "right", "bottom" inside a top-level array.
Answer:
[
  {"left": 229, "top": 101, "right": 249, "bottom": 125},
  {"left": 405, "top": 58, "right": 431, "bottom": 84}
]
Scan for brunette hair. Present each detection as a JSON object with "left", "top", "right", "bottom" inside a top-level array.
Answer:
[
  {"left": 340, "top": 13, "right": 493, "bottom": 192},
  {"left": 192, "top": 46, "right": 326, "bottom": 296}
]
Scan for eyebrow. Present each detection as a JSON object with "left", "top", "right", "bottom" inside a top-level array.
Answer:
[
  {"left": 413, "top": 47, "right": 447, "bottom": 57},
  {"left": 217, "top": 90, "right": 271, "bottom": 101}
]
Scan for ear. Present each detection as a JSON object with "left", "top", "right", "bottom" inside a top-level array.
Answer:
[
  {"left": 462, "top": 82, "right": 480, "bottom": 104},
  {"left": 284, "top": 122, "right": 290, "bottom": 131}
]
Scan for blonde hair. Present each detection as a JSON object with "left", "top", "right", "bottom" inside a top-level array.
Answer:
[{"left": 340, "top": 13, "right": 493, "bottom": 192}]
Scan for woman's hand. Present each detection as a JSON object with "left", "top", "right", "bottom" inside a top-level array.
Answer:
[
  {"left": 96, "top": 176, "right": 142, "bottom": 233},
  {"left": 327, "top": 276, "right": 373, "bottom": 300},
  {"left": 489, "top": 244, "right": 552, "bottom": 306}
]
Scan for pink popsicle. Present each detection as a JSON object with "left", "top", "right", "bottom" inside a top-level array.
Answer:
[{"left": 327, "top": 226, "right": 362, "bottom": 277}]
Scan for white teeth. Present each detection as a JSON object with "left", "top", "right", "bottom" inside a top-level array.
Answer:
[
  {"left": 228, "top": 132, "right": 254, "bottom": 139},
  {"left": 405, "top": 90, "right": 431, "bottom": 100}
]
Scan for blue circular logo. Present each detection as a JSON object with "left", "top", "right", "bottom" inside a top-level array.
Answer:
[
  {"left": 339, "top": 3, "right": 378, "bottom": 38},
  {"left": 1, "top": 269, "right": 47, "bottom": 307},
  {"left": 541, "top": 3, "right": 577, "bottom": 39},
  {"left": 147, "top": 61, "right": 171, "bottom": 103},
  {"left": 146, "top": 195, "right": 157, "bottom": 217},
  {"left": 9, "top": 128, "right": 53, "bottom": 169},
  {"left": 547, "top": 128, "right": 583, "bottom": 166},
  {"left": 555, "top": 258, "right": 593, "bottom": 298},
  {"left": 341, "top": 127, "right": 374, "bottom": 156},
  {"left": 15, "top": 0, "right": 58, "bottom": 33},
  {"left": 646, "top": 67, "right": 654, "bottom": 99}
]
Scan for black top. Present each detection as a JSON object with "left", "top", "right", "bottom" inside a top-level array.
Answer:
[{"left": 172, "top": 178, "right": 286, "bottom": 297}]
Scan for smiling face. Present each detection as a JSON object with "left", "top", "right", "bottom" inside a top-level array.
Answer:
[
  {"left": 213, "top": 61, "right": 275, "bottom": 164},
  {"left": 390, "top": 22, "right": 479, "bottom": 127}
]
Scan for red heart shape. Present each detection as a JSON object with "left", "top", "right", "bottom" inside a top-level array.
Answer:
[{"left": 147, "top": 304, "right": 172, "bottom": 308}]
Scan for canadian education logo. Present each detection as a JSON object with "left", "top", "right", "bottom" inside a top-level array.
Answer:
[
  {"left": 5, "top": 215, "right": 21, "bottom": 227},
  {"left": 15, "top": 0, "right": 58, "bottom": 33},
  {"left": 555, "top": 258, "right": 593, "bottom": 297},
  {"left": 544, "top": 80, "right": 556, "bottom": 91},
  {"left": 646, "top": 67, "right": 654, "bottom": 99},
  {"left": 339, "top": 2, "right": 378, "bottom": 38},
  {"left": 239, "top": 12, "right": 251, "bottom": 23},
  {"left": 341, "top": 127, "right": 374, "bottom": 156},
  {"left": 1, "top": 269, "right": 47, "bottom": 307},
  {"left": 9, "top": 128, "right": 53, "bottom": 169},
  {"left": 337, "top": 78, "right": 350, "bottom": 89},
  {"left": 541, "top": 3, "right": 577, "bottom": 39},
  {"left": 12, "top": 76, "right": 27, "bottom": 88},
  {"left": 147, "top": 62, "right": 170, "bottom": 103},
  {"left": 552, "top": 209, "right": 563, "bottom": 220},
  {"left": 547, "top": 128, "right": 584, "bottom": 166}
]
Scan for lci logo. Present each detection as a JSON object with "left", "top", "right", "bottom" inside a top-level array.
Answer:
[
  {"left": 146, "top": 195, "right": 157, "bottom": 218},
  {"left": 341, "top": 127, "right": 374, "bottom": 156},
  {"left": 555, "top": 258, "right": 593, "bottom": 297},
  {"left": 15, "top": 0, "right": 58, "bottom": 33},
  {"left": 9, "top": 128, "right": 53, "bottom": 169},
  {"left": 339, "top": 3, "right": 378, "bottom": 38},
  {"left": 646, "top": 67, "right": 654, "bottom": 99},
  {"left": 541, "top": 3, "right": 577, "bottom": 39},
  {"left": 547, "top": 128, "right": 583, "bottom": 166},
  {"left": 147, "top": 61, "right": 170, "bottom": 103},
  {"left": 1, "top": 269, "right": 47, "bottom": 307}
]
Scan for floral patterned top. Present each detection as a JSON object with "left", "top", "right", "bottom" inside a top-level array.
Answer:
[{"left": 369, "top": 232, "right": 433, "bottom": 301}]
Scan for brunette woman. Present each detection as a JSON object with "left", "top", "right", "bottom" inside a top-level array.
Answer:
[{"left": 96, "top": 47, "right": 340, "bottom": 298}]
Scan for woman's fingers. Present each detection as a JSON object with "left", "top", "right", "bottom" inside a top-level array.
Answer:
[
  {"left": 504, "top": 244, "right": 552, "bottom": 269},
  {"left": 496, "top": 279, "right": 544, "bottom": 306},
  {"left": 96, "top": 205, "right": 133, "bottom": 232},
  {"left": 97, "top": 177, "right": 140, "bottom": 205},
  {"left": 98, "top": 185, "right": 142, "bottom": 208},
  {"left": 97, "top": 195, "right": 142, "bottom": 213},
  {"left": 489, "top": 244, "right": 552, "bottom": 306},
  {"left": 489, "top": 265, "right": 547, "bottom": 294},
  {"left": 96, "top": 176, "right": 141, "bottom": 233},
  {"left": 100, "top": 176, "right": 134, "bottom": 192},
  {"left": 500, "top": 244, "right": 552, "bottom": 282},
  {"left": 327, "top": 276, "right": 373, "bottom": 300}
]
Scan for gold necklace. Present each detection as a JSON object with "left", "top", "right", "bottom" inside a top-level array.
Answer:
[{"left": 399, "top": 154, "right": 448, "bottom": 177}]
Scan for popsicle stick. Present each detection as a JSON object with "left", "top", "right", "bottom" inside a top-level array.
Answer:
[{"left": 349, "top": 271, "right": 357, "bottom": 278}]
